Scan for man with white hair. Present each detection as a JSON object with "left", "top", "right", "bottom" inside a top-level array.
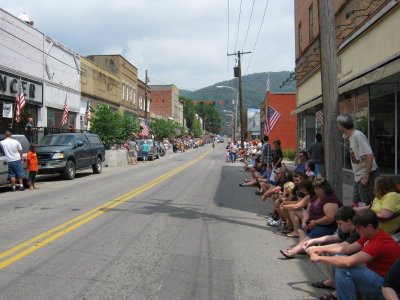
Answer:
[{"left": 337, "top": 114, "right": 378, "bottom": 206}]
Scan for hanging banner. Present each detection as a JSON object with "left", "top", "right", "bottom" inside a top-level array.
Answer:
[{"left": 2, "top": 102, "right": 13, "bottom": 118}]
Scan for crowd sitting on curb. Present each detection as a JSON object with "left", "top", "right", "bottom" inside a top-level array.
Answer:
[{"left": 236, "top": 115, "right": 400, "bottom": 300}]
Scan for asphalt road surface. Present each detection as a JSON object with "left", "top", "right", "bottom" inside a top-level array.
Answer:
[{"left": 0, "top": 145, "right": 326, "bottom": 300}]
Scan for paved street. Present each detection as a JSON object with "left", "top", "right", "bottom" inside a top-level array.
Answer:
[{"left": 0, "top": 145, "right": 326, "bottom": 300}]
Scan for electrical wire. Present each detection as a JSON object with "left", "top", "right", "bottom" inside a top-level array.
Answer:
[
  {"left": 242, "top": 0, "right": 255, "bottom": 51},
  {"left": 234, "top": 0, "right": 243, "bottom": 52},
  {"left": 0, "top": 27, "right": 78, "bottom": 71},
  {"left": 245, "top": 0, "right": 270, "bottom": 74}
]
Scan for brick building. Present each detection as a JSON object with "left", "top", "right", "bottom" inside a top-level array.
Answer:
[
  {"left": 86, "top": 55, "right": 138, "bottom": 117},
  {"left": 260, "top": 92, "right": 297, "bottom": 151},
  {"left": 149, "top": 85, "right": 183, "bottom": 125},
  {"left": 293, "top": 0, "right": 400, "bottom": 179}
]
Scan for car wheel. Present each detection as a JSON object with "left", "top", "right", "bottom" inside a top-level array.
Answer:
[
  {"left": 92, "top": 157, "right": 102, "bottom": 174},
  {"left": 62, "top": 160, "right": 76, "bottom": 180}
]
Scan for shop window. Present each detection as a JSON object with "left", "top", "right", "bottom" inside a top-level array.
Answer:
[
  {"left": 369, "top": 84, "right": 396, "bottom": 174},
  {"left": 339, "top": 86, "right": 369, "bottom": 170},
  {"left": 47, "top": 107, "right": 76, "bottom": 129}
]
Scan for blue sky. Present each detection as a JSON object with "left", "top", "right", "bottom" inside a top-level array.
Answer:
[{"left": 1, "top": 0, "right": 295, "bottom": 90}]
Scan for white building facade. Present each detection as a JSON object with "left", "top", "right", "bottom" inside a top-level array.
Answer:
[{"left": 0, "top": 8, "right": 80, "bottom": 131}]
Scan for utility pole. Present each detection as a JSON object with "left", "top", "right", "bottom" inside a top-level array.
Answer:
[
  {"left": 144, "top": 70, "right": 149, "bottom": 120},
  {"left": 227, "top": 51, "right": 251, "bottom": 148},
  {"left": 318, "top": 0, "right": 343, "bottom": 199}
]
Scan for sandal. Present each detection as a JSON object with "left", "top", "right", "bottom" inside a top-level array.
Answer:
[
  {"left": 312, "top": 280, "right": 334, "bottom": 290},
  {"left": 279, "top": 249, "right": 295, "bottom": 259},
  {"left": 319, "top": 292, "right": 337, "bottom": 300}
]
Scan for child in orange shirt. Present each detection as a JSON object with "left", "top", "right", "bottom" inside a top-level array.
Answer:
[{"left": 27, "top": 144, "right": 39, "bottom": 189}]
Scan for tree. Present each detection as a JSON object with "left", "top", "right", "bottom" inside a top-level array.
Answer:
[
  {"left": 191, "top": 117, "right": 202, "bottom": 138},
  {"left": 180, "top": 96, "right": 196, "bottom": 129},
  {"left": 121, "top": 113, "right": 140, "bottom": 141},
  {"left": 195, "top": 103, "right": 221, "bottom": 134},
  {"left": 90, "top": 105, "right": 123, "bottom": 149},
  {"left": 149, "top": 119, "right": 176, "bottom": 140}
]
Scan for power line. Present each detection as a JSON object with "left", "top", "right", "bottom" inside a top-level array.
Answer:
[
  {"left": 242, "top": 0, "right": 255, "bottom": 51},
  {"left": 234, "top": 0, "right": 243, "bottom": 52},
  {"left": 0, "top": 27, "right": 78, "bottom": 71},
  {"left": 245, "top": 0, "right": 270, "bottom": 74}
]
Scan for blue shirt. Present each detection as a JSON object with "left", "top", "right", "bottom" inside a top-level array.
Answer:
[
  {"left": 262, "top": 142, "right": 272, "bottom": 163},
  {"left": 142, "top": 144, "right": 149, "bottom": 152},
  {"left": 294, "top": 162, "right": 306, "bottom": 174}
]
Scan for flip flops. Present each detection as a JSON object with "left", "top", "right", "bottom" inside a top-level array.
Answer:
[
  {"left": 319, "top": 292, "right": 337, "bottom": 300},
  {"left": 312, "top": 281, "right": 335, "bottom": 290},
  {"left": 279, "top": 249, "right": 295, "bottom": 259}
]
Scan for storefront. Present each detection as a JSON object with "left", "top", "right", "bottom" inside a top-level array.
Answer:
[
  {"left": 0, "top": 70, "right": 43, "bottom": 131},
  {"left": 296, "top": 72, "right": 400, "bottom": 177}
]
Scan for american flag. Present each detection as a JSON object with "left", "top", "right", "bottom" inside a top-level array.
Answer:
[
  {"left": 61, "top": 96, "right": 69, "bottom": 126},
  {"left": 140, "top": 119, "right": 149, "bottom": 137},
  {"left": 15, "top": 81, "right": 25, "bottom": 123},
  {"left": 84, "top": 101, "right": 90, "bottom": 126},
  {"left": 316, "top": 110, "right": 324, "bottom": 125},
  {"left": 264, "top": 105, "right": 281, "bottom": 135}
]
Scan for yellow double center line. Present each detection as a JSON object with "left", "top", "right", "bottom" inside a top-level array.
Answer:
[{"left": 0, "top": 149, "right": 213, "bottom": 269}]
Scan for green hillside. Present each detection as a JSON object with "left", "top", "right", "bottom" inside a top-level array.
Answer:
[{"left": 180, "top": 71, "right": 295, "bottom": 111}]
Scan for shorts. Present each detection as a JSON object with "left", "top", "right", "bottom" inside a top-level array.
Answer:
[
  {"left": 142, "top": 151, "right": 148, "bottom": 159},
  {"left": 298, "top": 223, "right": 338, "bottom": 239},
  {"left": 8, "top": 160, "right": 25, "bottom": 179},
  {"left": 28, "top": 171, "right": 37, "bottom": 183},
  {"left": 128, "top": 150, "right": 137, "bottom": 158}
]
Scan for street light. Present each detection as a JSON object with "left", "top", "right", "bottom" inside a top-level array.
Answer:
[
  {"left": 216, "top": 86, "right": 239, "bottom": 140},
  {"left": 222, "top": 110, "right": 234, "bottom": 137}
]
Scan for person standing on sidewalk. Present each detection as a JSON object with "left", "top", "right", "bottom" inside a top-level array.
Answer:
[
  {"left": 261, "top": 135, "right": 272, "bottom": 165},
  {"left": 27, "top": 144, "right": 39, "bottom": 189},
  {"left": 0, "top": 131, "right": 25, "bottom": 191},
  {"left": 308, "top": 133, "right": 325, "bottom": 177},
  {"left": 229, "top": 140, "right": 238, "bottom": 163},
  {"left": 142, "top": 141, "right": 149, "bottom": 163},
  {"left": 128, "top": 138, "right": 138, "bottom": 165},
  {"left": 337, "top": 114, "right": 378, "bottom": 206}
]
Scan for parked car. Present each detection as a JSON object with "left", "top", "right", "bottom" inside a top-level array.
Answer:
[
  {"left": 36, "top": 133, "right": 105, "bottom": 180},
  {"left": 136, "top": 138, "right": 160, "bottom": 161},
  {"left": 0, "top": 134, "right": 30, "bottom": 186}
]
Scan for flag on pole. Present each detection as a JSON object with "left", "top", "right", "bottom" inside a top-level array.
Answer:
[
  {"left": 84, "top": 101, "right": 90, "bottom": 126},
  {"left": 264, "top": 105, "right": 281, "bottom": 135},
  {"left": 140, "top": 119, "right": 149, "bottom": 137},
  {"left": 15, "top": 81, "right": 25, "bottom": 123},
  {"left": 265, "top": 73, "right": 270, "bottom": 94},
  {"left": 316, "top": 110, "right": 324, "bottom": 125},
  {"left": 61, "top": 95, "right": 69, "bottom": 126}
]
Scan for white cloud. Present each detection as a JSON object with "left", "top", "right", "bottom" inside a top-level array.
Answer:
[{"left": 0, "top": 0, "right": 294, "bottom": 90}]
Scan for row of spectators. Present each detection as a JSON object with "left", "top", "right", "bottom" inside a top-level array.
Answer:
[{"left": 237, "top": 133, "right": 400, "bottom": 300}]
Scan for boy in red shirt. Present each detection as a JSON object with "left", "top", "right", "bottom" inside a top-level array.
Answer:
[
  {"left": 27, "top": 144, "right": 39, "bottom": 189},
  {"left": 309, "top": 209, "right": 400, "bottom": 300}
]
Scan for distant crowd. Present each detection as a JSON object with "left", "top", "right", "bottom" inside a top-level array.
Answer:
[{"left": 228, "top": 114, "right": 400, "bottom": 300}]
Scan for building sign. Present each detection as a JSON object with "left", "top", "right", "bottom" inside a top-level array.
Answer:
[
  {"left": 2, "top": 102, "right": 13, "bottom": 118},
  {"left": 0, "top": 71, "right": 43, "bottom": 104}
]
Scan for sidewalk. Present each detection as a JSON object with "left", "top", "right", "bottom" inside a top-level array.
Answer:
[{"left": 283, "top": 160, "right": 353, "bottom": 206}]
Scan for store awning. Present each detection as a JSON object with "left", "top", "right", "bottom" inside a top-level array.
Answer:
[{"left": 290, "top": 96, "right": 322, "bottom": 115}]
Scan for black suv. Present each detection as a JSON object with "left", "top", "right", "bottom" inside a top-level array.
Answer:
[{"left": 36, "top": 133, "right": 105, "bottom": 179}]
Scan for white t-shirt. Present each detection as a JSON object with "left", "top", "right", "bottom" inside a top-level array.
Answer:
[
  {"left": 348, "top": 130, "right": 378, "bottom": 182},
  {"left": 0, "top": 138, "right": 23, "bottom": 162}
]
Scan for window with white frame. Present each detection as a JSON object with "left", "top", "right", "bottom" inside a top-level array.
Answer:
[
  {"left": 139, "top": 95, "right": 143, "bottom": 110},
  {"left": 122, "top": 82, "right": 125, "bottom": 100},
  {"left": 133, "top": 88, "right": 137, "bottom": 104}
]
